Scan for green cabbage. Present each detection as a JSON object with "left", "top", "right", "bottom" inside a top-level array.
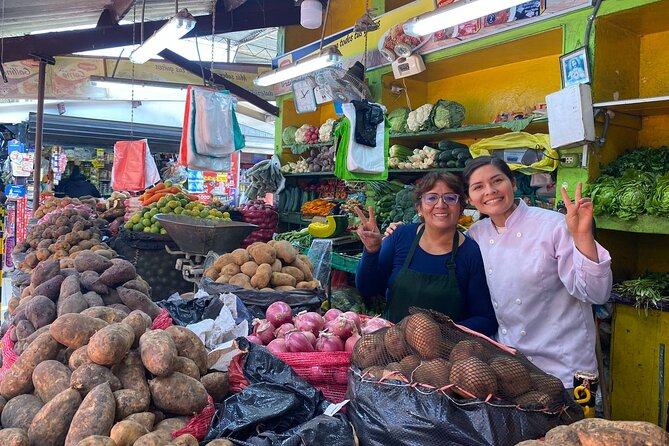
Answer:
[
  {"left": 282, "top": 126, "right": 298, "bottom": 145},
  {"left": 646, "top": 172, "right": 669, "bottom": 217},
  {"left": 430, "top": 100, "right": 466, "bottom": 129},
  {"left": 586, "top": 176, "right": 619, "bottom": 216},
  {"left": 616, "top": 170, "right": 656, "bottom": 221},
  {"left": 388, "top": 107, "right": 410, "bottom": 133}
]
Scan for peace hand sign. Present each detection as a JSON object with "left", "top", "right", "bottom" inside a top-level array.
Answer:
[
  {"left": 560, "top": 182, "right": 593, "bottom": 237},
  {"left": 354, "top": 206, "right": 383, "bottom": 254}
]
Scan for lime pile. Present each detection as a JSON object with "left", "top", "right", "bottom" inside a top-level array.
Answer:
[{"left": 124, "top": 194, "right": 232, "bottom": 233}]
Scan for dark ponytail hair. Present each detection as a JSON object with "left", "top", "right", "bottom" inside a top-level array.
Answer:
[{"left": 462, "top": 156, "right": 515, "bottom": 196}]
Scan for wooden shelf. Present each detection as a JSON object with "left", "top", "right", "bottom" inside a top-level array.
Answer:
[
  {"left": 593, "top": 96, "right": 669, "bottom": 117},
  {"left": 596, "top": 215, "right": 669, "bottom": 235},
  {"left": 389, "top": 118, "right": 548, "bottom": 143}
]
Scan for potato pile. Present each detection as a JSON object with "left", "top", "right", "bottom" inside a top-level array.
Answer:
[
  {"left": 351, "top": 311, "right": 568, "bottom": 409},
  {"left": 0, "top": 309, "right": 228, "bottom": 446},
  {"left": 204, "top": 241, "right": 319, "bottom": 291},
  {"left": 517, "top": 417, "right": 669, "bottom": 446},
  {"left": 34, "top": 197, "right": 98, "bottom": 220},
  {"left": 12, "top": 207, "right": 112, "bottom": 272},
  {"left": 5, "top": 251, "right": 159, "bottom": 356}
]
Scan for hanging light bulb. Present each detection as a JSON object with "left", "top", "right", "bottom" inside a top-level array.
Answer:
[{"left": 301, "top": 0, "right": 323, "bottom": 29}]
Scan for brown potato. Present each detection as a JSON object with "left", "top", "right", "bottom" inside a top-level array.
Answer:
[
  {"left": 71, "top": 363, "right": 123, "bottom": 396},
  {"left": 168, "top": 434, "right": 198, "bottom": 446},
  {"left": 201, "top": 372, "right": 229, "bottom": 403},
  {"left": 165, "top": 326, "right": 208, "bottom": 376},
  {"left": 60, "top": 274, "right": 82, "bottom": 299},
  {"left": 149, "top": 372, "right": 208, "bottom": 416},
  {"left": 172, "top": 356, "right": 201, "bottom": 380},
  {"left": 75, "top": 436, "right": 117, "bottom": 446},
  {"left": 117, "top": 287, "right": 161, "bottom": 319},
  {"left": 28, "top": 388, "right": 82, "bottom": 446},
  {"left": 0, "top": 428, "right": 30, "bottom": 446},
  {"left": 111, "top": 350, "right": 150, "bottom": 402},
  {"left": 32, "top": 359, "right": 72, "bottom": 403},
  {"left": 25, "top": 295, "right": 57, "bottom": 329},
  {"left": 139, "top": 330, "right": 177, "bottom": 376},
  {"left": 80, "top": 271, "right": 109, "bottom": 295},
  {"left": 31, "top": 258, "right": 61, "bottom": 287},
  {"left": 113, "top": 389, "right": 150, "bottom": 420},
  {"left": 110, "top": 420, "right": 149, "bottom": 446},
  {"left": 65, "top": 383, "right": 116, "bottom": 446},
  {"left": 82, "top": 291, "right": 105, "bottom": 308},
  {"left": 206, "top": 441, "right": 235, "bottom": 446},
  {"left": 14, "top": 319, "right": 36, "bottom": 341},
  {"left": 33, "top": 274, "right": 65, "bottom": 302},
  {"left": 74, "top": 251, "right": 113, "bottom": 274},
  {"left": 99, "top": 260, "right": 137, "bottom": 287},
  {"left": 1, "top": 393, "right": 44, "bottom": 430},
  {"left": 81, "top": 306, "right": 128, "bottom": 324},
  {"left": 50, "top": 313, "right": 108, "bottom": 349},
  {"left": 213, "top": 253, "right": 235, "bottom": 269},
  {"left": 220, "top": 263, "right": 241, "bottom": 277},
  {"left": 69, "top": 345, "right": 94, "bottom": 370},
  {"left": 153, "top": 417, "right": 190, "bottom": 432},
  {"left": 270, "top": 272, "right": 296, "bottom": 288},
  {"left": 281, "top": 266, "right": 305, "bottom": 282},
  {"left": 134, "top": 430, "right": 173, "bottom": 446},
  {"left": 123, "top": 412, "right": 155, "bottom": 432},
  {"left": 87, "top": 323, "right": 135, "bottom": 366},
  {"left": 289, "top": 258, "right": 313, "bottom": 282},
  {"left": 230, "top": 248, "right": 251, "bottom": 266},
  {"left": 121, "top": 279, "right": 150, "bottom": 296},
  {"left": 274, "top": 240, "right": 298, "bottom": 264},
  {"left": 58, "top": 291, "right": 90, "bottom": 316},
  {"left": 122, "top": 311, "right": 152, "bottom": 348},
  {"left": 1, "top": 332, "right": 61, "bottom": 399}
]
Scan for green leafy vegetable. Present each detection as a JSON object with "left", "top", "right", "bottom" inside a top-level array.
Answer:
[
  {"left": 586, "top": 176, "right": 620, "bottom": 216},
  {"left": 282, "top": 126, "right": 298, "bottom": 145},
  {"left": 613, "top": 272, "right": 669, "bottom": 313},
  {"left": 646, "top": 172, "right": 669, "bottom": 217},
  {"left": 602, "top": 147, "right": 669, "bottom": 177},
  {"left": 389, "top": 144, "right": 413, "bottom": 160},
  {"left": 615, "top": 169, "right": 656, "bottom": 220},
  {"left": 387, "top": 107, "right": 410, "bottom": 133},
  {"left": 429, "top": 100, "right": 466, "bottom": 129}
]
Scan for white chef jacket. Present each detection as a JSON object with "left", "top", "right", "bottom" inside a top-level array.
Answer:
[{"left": 467, "top": 200, "right": 612, "bottom": 387}]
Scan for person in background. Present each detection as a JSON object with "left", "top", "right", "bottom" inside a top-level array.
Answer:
[
  {"left": 61, "top": 165, "right": 101, "bottom": 198},
  {"left": 354, "top": 171, "right": 497, "bottom": 335}
]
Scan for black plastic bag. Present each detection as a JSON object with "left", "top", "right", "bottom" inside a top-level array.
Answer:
[
  {"left": 157, "top": 293, "right": 254, "bottom": 328},
  {"left": 346, "top": 370, "right": 583, "bottom": 446},
  {"left": 201, "top": 279, "right": 324, "bottom": 319},
  {"left": 240, "top": 414, "right": 355, "bottom": 446},
  {"left": 110, "top": 229, "right": 193, "bottom": 301},
  {"left": 205, "top": 338, "right": 330, "bottom": 442}
]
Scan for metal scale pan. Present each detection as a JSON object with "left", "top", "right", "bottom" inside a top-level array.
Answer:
[{"left": 155, "top": 214, "right": 257, "bottom": 256}]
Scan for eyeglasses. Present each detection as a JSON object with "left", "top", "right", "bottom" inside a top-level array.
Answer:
[{"left": 420, "top": 193, "right": 460, "bottom": 206}]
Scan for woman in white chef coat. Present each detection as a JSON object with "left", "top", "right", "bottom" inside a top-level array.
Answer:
[
  {"left": 386, "top": 156, "right": 613, "bottom": 389},
  {"left": 461, "top": 156, "right": 612, "bottom": 388}
]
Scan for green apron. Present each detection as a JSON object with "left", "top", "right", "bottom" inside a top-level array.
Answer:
[{"left": 385, "top": 226, "right": 464, "bottom": 323}]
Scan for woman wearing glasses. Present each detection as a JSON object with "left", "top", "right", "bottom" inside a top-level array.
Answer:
[{"left": 354, "top": 172, "right": 497, "bottom": 335}]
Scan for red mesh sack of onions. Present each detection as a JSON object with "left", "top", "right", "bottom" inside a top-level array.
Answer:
[{"left": 244, "top": 302, "right": 392, "bottom": 402}]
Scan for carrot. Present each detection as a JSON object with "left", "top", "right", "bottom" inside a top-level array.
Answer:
[
  {"left": 185, "top": 193, "right": 199, "bottom": 201},
  {"left": 150, "top": 182, "right": 166, "bottom": 194},
  {"left": 144, "top": 192, "right": 171, "bottom": 205}
]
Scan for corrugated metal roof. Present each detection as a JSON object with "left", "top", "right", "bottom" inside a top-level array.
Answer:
[{"left": 0, "top": 0, "right": 214, "bottom": 37}]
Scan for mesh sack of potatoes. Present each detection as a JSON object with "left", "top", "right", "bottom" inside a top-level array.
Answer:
[{"left": 347, "top": 308, "right": 583, "bottom": 446}]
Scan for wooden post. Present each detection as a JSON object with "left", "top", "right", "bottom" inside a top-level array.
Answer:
[{"left": 32, "top": 58, "right": 48, "bottom": 208}]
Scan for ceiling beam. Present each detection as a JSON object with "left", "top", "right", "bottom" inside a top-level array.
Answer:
[
  {"left": 97, "top": 0, "right": 136, "bottom": 27},
  {"left": 2, "top": 0, "right": 299, "bottom": 63},
  {"left": 159, "top": 49, "right": 280, "bottom": 117}
]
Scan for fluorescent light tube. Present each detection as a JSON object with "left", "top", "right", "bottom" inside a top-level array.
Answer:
[
  {"left": 253, "top": 46, "right": 342, "bottom": 86},
  {"left": 129, "top": 9, "right": 196, "bottom": 64},
  {"left": 404, "top": 0, "right": 527, "bottom": 37}
]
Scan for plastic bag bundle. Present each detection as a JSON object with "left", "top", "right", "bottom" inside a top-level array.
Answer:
[
  {"left": 347, "top": 308, "right": 583, "bottom": 446},
  {"left": 242, "top": 155, "right": 286, "bottom": 201}
]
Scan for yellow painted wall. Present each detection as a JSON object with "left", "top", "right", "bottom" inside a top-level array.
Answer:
[
  {"left": 639, "top": 29, "right": 669, "bottom": 98},
  {"left": 593, "top": 17, "right": 640, "bottom": 103},
  {"left": 425, "top": 54, "right": 561, "bottom": 125}
]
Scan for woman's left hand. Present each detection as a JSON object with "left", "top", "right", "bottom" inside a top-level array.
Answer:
[
  {"left": 560, "top": 182, "right": 593, "bottom": 237},
  {"left": 561, "top": 182, "right": 599, "bottom": 262}
]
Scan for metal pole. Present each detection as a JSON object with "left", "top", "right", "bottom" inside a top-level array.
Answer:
[{"left": 32, "top": 59, "right": 47, "bottom": 208}]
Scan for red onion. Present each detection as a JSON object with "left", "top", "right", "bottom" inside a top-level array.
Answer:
[
  {"left": 324, "top": 308, "right": 343, "bottom": 322},
  {"left": 324, "top": 319, "right": 337, "bottom": 333},
  {"left": 316, "top": 332, "right": 344, "bottom": 352},
  {"left": 293, "top": 312, "right": 324, "bottom": 337},
  {"left": 266, "top": 338, "right": 289, "bottom": 354},
  {"left": 275, "top": 323, "right": 295, "bottom": 339},
  {"left": 332, "top": 315, "right": 357, "bottom": 339},
  {"left": 246, "top": 335, "right": 263, "bottom": 345},
  {"left": 252, "top": 319, "right": 275, "bottom": 345},
  {"left": 285, "top": 331, "right": 315, "bottom": 352},
  {"left": 361, "top": 317, "right": 392, "bottom": 334},
  {"left": 302, "top": 330, "right": 317, "bottom": 347},
  {"left": 266, "top": 301, "right": 293, "bottom": 328},
  {"left": 343, "top": 311, "right": 362, "bottom": 330},
  {"left": 345, "top": 334, "right": 361, "bottom": 352}
]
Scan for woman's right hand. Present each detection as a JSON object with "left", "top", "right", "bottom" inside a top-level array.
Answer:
[
  {"left": 354, "top": 206, "right": 383, "bottom": 254},
  {"left": 384, "top": 221, "right": 404, "bottom": 239}
]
